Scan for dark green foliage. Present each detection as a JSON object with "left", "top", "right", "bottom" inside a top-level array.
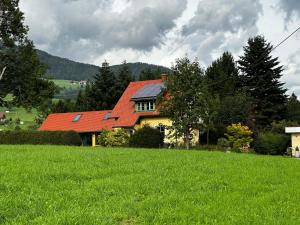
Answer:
[
  {"left": 286, "top": 93, "right": 300, "bottom": 122},
  {"left": 0, "top": 130, "right": 82, "bottom": 145},
  {"left": 205, "top": 52, "right": 240, "bottom": 98},
  {"left": 86, "top": 61, "right": 118, "bottom": 110},
  {"left": 0, "top": 1, "right": 56, "bottom": 108},
  {"left": 74, "top": 89, "right": 88, "bottom": 112},
  {"left": 238, "top": 36, "right": 287, "bottom": 129},
  {"left": 255, "top": 132, "right": 290, "bottom": 155},
  {"left": 217, "top": 92, "right": 252, "bottom": 126},
  {"left": 116, "top": 61, "right": 134, "bottom": 98},
  {"left": 129, "top": 126, "right": 163, "bottom": 148},
  {"left": 138, "top": 67, "right": 166, "bottom": 81},
  {"left": 271, "top": 120, "right": 300, "bottom": 134},
  {"left": 51, "top": 99, "right": 75, "bottom": 113},
  {"left": 37, "top": 50, "right": 170, "bottom": 81}
]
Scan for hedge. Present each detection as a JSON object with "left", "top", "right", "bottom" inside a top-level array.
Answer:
[
  {"left": 255, "top": 132, "right": 290, "bottom": 155},
  {"left": 0, "top": 131, "right": 82, "bottom": 146}
]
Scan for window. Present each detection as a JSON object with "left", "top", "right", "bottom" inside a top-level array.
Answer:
[
  {"left": 135, "top": 101, "right": 155, "bottom": 112},
  {"left": 73, "top": 114, "right": 82, "bottom": 122},
  {"left": 156, "top": 124, "right": 165, "bottom": 139}
]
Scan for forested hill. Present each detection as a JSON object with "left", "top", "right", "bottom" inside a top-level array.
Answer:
[{"left": 37, "top": 50, "right": 170, "bottom": 81}]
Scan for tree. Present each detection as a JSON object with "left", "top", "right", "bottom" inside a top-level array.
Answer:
[
  {"left": 116, "top": 61, "right": 133, "bottom": 97},
  {"left": 238, "top": 36, "right": 287, "bottom": 130},
  {"left": 161, "top": 57, "right": 204, "bottom": 149},
  {"left": 205, "top": 52, "right": 240, "bottom": 98},
  {"left": 75, "top": 89, "right": 88, "bottom": 112},
  {"left": 139, "top": 68, "right": 160, "bottom": 81},
  {"left": 0, "top": 0, "right": 56, "bottom": 108},
  {"left": 286, "top": 93, "right": 300, "bottom": 122},
  {"left": 87, "top": 61, "right": 118, "bottom": 110},
  {"left": 198, "top": 90, "right": 220, "bottom": 145}
]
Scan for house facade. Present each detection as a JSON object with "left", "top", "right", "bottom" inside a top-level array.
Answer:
[{"left": 39, "top": 75, "right": 199, "bottom": 146}]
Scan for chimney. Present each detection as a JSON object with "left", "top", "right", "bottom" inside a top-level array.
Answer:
[{"left": 161, "top": 74, "right": 168, "bottom": 82}]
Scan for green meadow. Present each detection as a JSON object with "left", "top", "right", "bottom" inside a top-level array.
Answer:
[{"left": 0, "top": 145, "right": 300, "bottom": 225}]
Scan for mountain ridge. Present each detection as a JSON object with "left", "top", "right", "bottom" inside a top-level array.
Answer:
[{"left": 37, "top": 50, "right": 170, "bottom": 81}]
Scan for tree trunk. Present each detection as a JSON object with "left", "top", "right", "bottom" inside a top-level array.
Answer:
[{"left": 206, "top": 128, "right": 210, "bottom": 145}]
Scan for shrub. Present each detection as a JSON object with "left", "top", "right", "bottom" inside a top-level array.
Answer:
[
  {"left": 225, "top": 123, "right": 253, "bottom": 152},
  {"left": 255, "top": 132, "right": 289, "bottom": 155},
  {"left": 98, "top": 129, "right": 129, "bottom": 147},
  {"left": 129, "top": 126, "right": 163, "bottom": 148},
  {"left": 217, "top": 138, "right": 229, "bottom": 149},
  {"left": 0, "top": 130, "right": 82, "bottom": 146}
]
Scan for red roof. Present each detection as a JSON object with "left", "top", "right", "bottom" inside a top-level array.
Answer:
[
  {"left": 39, "top": 110, "right": 115, "bottom": 132},
  {"left": 110, "top": 79, "right": 163, "bottom": 127}
]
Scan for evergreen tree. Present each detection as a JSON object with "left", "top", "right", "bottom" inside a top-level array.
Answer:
[
  {"left": 286, "top": 93, "right": 300, "bottom": 122},
  {"left": 160, "top": 57, "right": 204, "bottom": 149},
  {"left": 117, "top": 61, "right": 133, "bottom": 97},
  {"left": 0, "top": 0, "right": 56, "bottom": 108},
  {"left": 205, "top": 52, "right": 240, "bottom": 98},
  {"left": 139, "top": 68, "right": 160, "bottom": 81},
  {"left": 75, "top": 89, "right": 88, "bottom": 112},
  {"left": 89, "top": 61, "right": 118, "bottom": 110},
  {"left": 238, "top": 36, "right": 287, "bottom": 129}
]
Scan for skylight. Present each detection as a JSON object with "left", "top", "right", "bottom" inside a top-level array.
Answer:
[{"left": 73, "top": 114, "right": 82, "bottom": 122}]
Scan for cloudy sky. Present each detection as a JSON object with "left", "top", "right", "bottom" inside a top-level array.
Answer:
[{"left": 20, "top": 0, "right": 300, "bottom": 95}]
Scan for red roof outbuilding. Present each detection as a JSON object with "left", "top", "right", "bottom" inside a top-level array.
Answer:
[{"left": 39, "top": 110, "right": 115, "bottom": 132}]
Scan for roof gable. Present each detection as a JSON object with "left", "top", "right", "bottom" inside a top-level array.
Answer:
[{"left": 110, "top": 79, "right": 163, "bottom": 127}]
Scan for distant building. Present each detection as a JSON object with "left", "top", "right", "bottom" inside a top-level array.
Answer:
[
  {"left": 0, "top": 112, "right": 6, "bottom": 122},
  {"left": 79, "top": 80, "right": 87, "bottom": 87},
  {"left": 285, "top": 127, "right": 300, "bottom": 156}
]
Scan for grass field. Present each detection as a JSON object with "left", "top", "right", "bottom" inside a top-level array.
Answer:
[
  {"left": 0, "top": 107, "right": 37, "bottom": 131},
  {"left": 1, "top": 146, "right": 300, "bottom": 224}
]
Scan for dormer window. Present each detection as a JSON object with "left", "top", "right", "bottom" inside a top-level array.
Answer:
[
  {"left": 73, "top": 114, "right": 82, "bottom": 122},
  {"left": 136, "top": 101, "right": 155, "bottom": 112}
]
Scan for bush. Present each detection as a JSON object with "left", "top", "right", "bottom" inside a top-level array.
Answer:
[
  {"left": 225, "top": 123, "right": 253, "bottom": 152},
  {"left": 129, "top": 126, "right": 163, "bottom": 148},
  {"left": 217, "top": 138, "right": 229, "bottom": 149},
  {"left": 255, "top": 132, "right": 290, "bottom": 155},
  {"left": 0, "top": 130, "right": 82, "bottom": 146},
  {"left": 98, "top": 129, "right": 129, "bottom": 147}
]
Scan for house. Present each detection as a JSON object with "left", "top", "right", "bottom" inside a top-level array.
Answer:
[
  {"left": 39, "top": 74, "right": 199, "bottom": 146},
  {"left": 285, "top": 127, "right": 300, "bottom": 156},
  {"left": 39, "top": 111, "right": 114, "bottom": 146},
  {"left": 0, "top": 112, "right": 6, "bottom": 122}
]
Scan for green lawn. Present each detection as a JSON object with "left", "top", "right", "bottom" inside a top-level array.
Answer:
[{"left": 0, "top": 146, "right": 300, "bottom": 224}]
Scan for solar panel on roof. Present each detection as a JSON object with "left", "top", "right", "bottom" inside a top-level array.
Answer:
[{"left": 131, "top": 84, "right": 164, "bottom": 100}]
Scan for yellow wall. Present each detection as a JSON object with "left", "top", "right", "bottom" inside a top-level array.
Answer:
[
  {"left": 135, "top": 117, "right": 199, "bottom": 146},
  {"left": 291, "top": 133, "right": 300, "bottom": 149}
]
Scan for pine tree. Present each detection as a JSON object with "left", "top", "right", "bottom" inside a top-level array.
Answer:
[
  {"left": 286, "top": 93, "right": 300, "bottom": 122},
  {"left": 0, "top": 0, "right": 56, "bottom": 108},
  {"left": 205, "top": 52, "right": 240, "bottom": 98},
  {"left": 238, "top": 36, "right": 287, "bottom": 129},
  {"left": 75, "top": 89, "right": 87, "bottom": 112},
  {"left": 117, "top": 61, "right": 133, "bottom": 97},
  {"left": 89, "top": 61, "right": 118, "bottom": 110}
]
